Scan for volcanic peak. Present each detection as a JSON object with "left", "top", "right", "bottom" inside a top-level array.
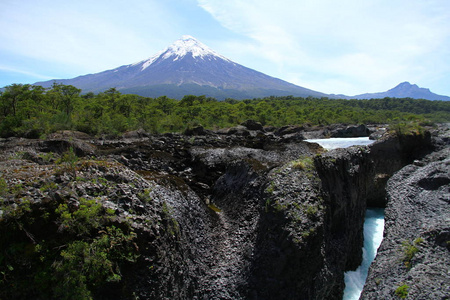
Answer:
[{"left": 139, "top": 35, "right": 231, "bottom": 71}]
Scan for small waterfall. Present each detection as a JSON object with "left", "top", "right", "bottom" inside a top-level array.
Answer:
[
  {"left": 343, "top": 208, "right": 385, "bottom": 300},
  {"left": 304, "top": 137, "right": 384, "bottom": 300}
]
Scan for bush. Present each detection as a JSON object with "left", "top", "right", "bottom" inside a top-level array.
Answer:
[
  {"left": 1, "top": 192, "right": 138, "bottom": 299},
  {"left": 390, "top": 121, "right": 425, "bottom": 137},
  {"left": 53, "top": 226, "right": 137, "bottom": 299},
  {"left": 55, "top": 197, "right": 104, "bottom": 236},
  {"left": 401, "top": 237, "right": 423, "bottom": 268},
  {"left": 395, "top": 284, "right": 409, "bottom": 299},
  {"left": 0, "top": 177, "right": 7, "bottom": 197}
]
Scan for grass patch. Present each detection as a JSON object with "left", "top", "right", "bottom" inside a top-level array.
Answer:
[
  {"left": 208, "top": 203, "right": 222, "bottom": 213},
  {"left": 291, "top": 156, "right": 315, "bottom": 171}
]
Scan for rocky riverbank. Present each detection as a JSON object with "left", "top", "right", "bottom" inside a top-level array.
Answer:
[
  {"left": 361, "top": 144, "right": 450, "bottom": 299},
  {"left": 0, "top": 122, "right": 445, "bottom": 299}
]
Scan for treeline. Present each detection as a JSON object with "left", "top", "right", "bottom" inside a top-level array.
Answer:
[{"left": 1, "top": 83, "right": 449, "bottom": 138}]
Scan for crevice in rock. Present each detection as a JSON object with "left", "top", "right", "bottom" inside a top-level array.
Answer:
[{"left": 0, "top": 124, "right": 444, "bottom": 300}]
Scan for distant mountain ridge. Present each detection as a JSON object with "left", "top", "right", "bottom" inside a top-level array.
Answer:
[
  {"left": 33, "top": 36, "right": 449, "bottom": 101},
  {"left": 351, "top": 82, "right": 450, "bottom": 101}
]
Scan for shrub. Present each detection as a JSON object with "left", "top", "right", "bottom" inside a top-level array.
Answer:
[
  {"left": 56, "top": 147, "right": 78, "bottom": 175},
  {"left": 390, "top": 121, "right": 425, "bottom": 137},
  {"left": 395, "top": 283, "right": 409, "bottom": 299},
  {"left": 304, "top": 204, "right": 318, "bottom": 217},
  {"left": 0, "top": 177, "right": 7, "bottom": 197},
  {"left": 38, "top": 152, "right": 55, "bottom": 163},
  {"left": 53, "top": 226, "right": 137, "bottom": 299},
  {"left": 401, "top": 237, "right": 423, "bottom": 269},
  {"left": 138, "top": 188, "right": 153, "bottom": 203},
  {"left": 55, "top": 197, "right": 109, "bottom": 236},
  {"left": 39, "top": 181, "right": 58, "bottom": 192}
]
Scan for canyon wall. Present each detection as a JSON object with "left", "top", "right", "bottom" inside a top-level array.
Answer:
[
  {"left": 361, "top": 146, "right": 450, "bottom": 299},
  {"left": 0, "top": 124, "right": 440, "bottom": 299}
]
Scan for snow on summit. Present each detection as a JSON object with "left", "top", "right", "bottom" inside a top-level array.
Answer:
[
  {"left": 139, "top": 35, "right": 231, "bottom": 70},
  {"left": 163, "top": 35, "right": 224, "bottom": 59}
]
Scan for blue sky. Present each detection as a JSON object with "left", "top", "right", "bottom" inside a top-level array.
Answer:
[{"left": 1, "top": 0, "right": 449, "bottom": 96}]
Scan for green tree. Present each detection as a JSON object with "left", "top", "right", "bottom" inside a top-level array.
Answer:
[
  {"left": 50, "top": 83, "right": 81, "bottom": 116},
  {"left": 0, "top": 84, "right": 31, "bottom": 117}
]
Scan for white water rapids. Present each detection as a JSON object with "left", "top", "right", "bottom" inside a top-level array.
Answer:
[
  {"left": 342, "top": 208, "right": 385, "bottom": 300},
  {"left": 304, "top": 137, "right": 375, "bottom": 150},
  {"left": 305, "top": 137, "right": 385, "bottom": 300}
]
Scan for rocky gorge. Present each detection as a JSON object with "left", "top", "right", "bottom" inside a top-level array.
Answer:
[{"left": 0, "top": 122, "right": 448, "bottom": 299}]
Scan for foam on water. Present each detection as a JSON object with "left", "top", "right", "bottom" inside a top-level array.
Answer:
[
  {"left": 305, "top": 137, "right": 375, "bottom": 150},
  {"left": 342, "top": 208, "right": 385, "bottom": 300}
]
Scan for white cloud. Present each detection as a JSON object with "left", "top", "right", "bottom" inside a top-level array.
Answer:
[
  {"left": 0, "top": 65, "right": 54, "bottom": 81},
  {"left": 198, "top": 0, "right": 450, "bottom": 95},
  {"left": 0, "top": 0, "right": 180, "bottom": 75}
]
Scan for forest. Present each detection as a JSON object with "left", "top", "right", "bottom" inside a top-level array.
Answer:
[{"left": 1, "top": 83, "right": 449, "bottom": 138}]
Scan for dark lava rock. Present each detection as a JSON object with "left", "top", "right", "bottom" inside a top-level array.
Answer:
[
  {"left": 369, "top": 126, "right": 388, "bottom": 140},
  {"left": 184, "top": 125, "right": 211, "bottom": 136},
  {"left": 226, "top": 125, "right": 251, "bottom": 136},
  {"left": 122, "top": 128, "right": 150, "bottom": 139},
  {"left": 361, "top": 147, "right": 450, "bottom": 300},
  {"left": 274, "top": 125, "right": 305, "bottom": 136},
  {"left": 331, "top": 124, "right": 371, "bottom": 138},
  {"left": 47, "top": 130, "right": 93, "bottom": 140},
  {"left": 241, "top": 120, "right": 264, "bottom": 131},
  {"left": 0, "top": 124, "right": 445, "bottom": 300}
]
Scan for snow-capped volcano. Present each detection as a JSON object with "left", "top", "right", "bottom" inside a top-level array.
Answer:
[
  {"left": 137, "top": 35, "right": 233, "bottom": 72},
  {"left": 34, "top": 36, "right": 326, "bottom": 99},
  {"left": 33, "top": 36, "right": 450, "bottom": 100}
]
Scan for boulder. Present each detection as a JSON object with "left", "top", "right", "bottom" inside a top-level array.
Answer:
[
  {"left": 122, "top": 128, "right": 149, "bottom": 139},
  {"left": 241, "top": 119, "right": 264, "bottom": 131},
  {"left": 274, "top": 125, "right": 304, "bottom": 136},
  {"left": 47, "top": 130, "right": 92, "bottom": 140},
  {"left": 184, "top": 125, "right": 211, "bottom": 136},
  {"left": 331, "top": 124, "right": 371, "bottom": 137}
]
